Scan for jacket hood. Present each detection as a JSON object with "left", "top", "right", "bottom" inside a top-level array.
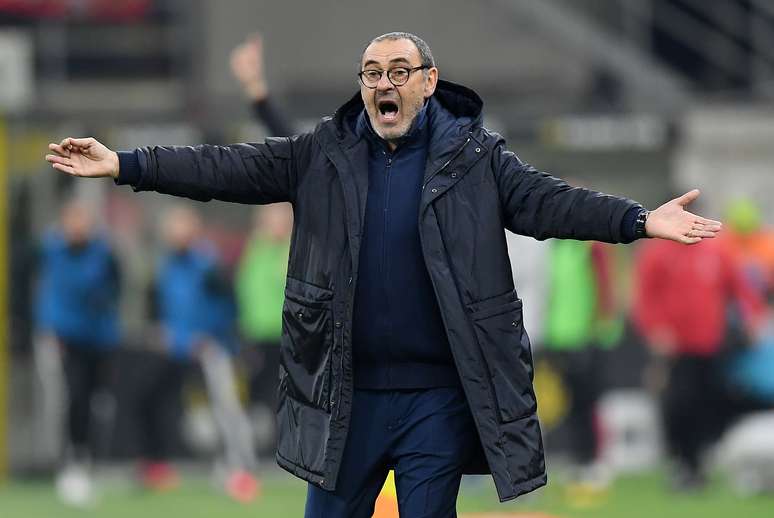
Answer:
[{"left": 330, "top": 79, "right": 484, "bottom": 143}]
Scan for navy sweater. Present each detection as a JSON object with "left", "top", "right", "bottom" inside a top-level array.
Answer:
[{"left": 351, "top": 102, "right": 460, "bottom": 389}]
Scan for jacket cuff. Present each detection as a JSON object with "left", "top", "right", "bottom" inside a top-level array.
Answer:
[
  {"left": 115, "top": 150, "right": 141, "bottom": 186},
  {"left": 620, "top": 206, "right": 641, "bottom": 243}
]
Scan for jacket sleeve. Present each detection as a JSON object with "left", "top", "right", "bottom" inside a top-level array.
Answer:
[
  {"left": 252, "top": 97, "right": 295, "bottom": 137},
  {"left": 124, "top": 134, "right": 309, "bottom": 205},
  {"left": 493, "top": 145, "right": 641, "bottom": 242}
]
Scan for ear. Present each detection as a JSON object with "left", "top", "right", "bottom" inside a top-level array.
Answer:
[{"left": 423, "top": 67, "right": 438, "bottom": 98}]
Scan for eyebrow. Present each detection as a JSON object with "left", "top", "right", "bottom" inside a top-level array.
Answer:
[{"left": 362, "top": 56, "right": 413, "bottom": 69}]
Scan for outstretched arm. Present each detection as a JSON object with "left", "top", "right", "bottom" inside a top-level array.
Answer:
[
  {"left": 496, "top": 147, "right": 641, "bottom": 242},
  {"left": 45, "top": 135, "right": 301, "bottom": 205},
  {"left": 495, "top": 146, "right": 721, "bottom": 244}
]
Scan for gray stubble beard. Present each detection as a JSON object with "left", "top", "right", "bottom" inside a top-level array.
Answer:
[{"left": 371, "top": 94, "right": 426, "bottom": 144}]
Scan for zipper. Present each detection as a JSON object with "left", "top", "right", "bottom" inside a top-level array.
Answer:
[
  {"left": 422, "top": 137, "right": 471, "bottom": 191},
  {"left": 333, "top": 277, "right": 352, "bottom": 421},
  {"left": 334, "top": 276, "right": 352, "bottom": 420},
  {"left": 332, "top": 316, "right": 343, "bottom": 416},
  {"left": 381, "top": 151, "right": 393, "bottom": 386},
  {"left": 381, "top": 151, "right": 392, "bottom": 285}
]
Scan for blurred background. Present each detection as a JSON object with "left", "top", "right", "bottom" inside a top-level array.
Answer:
[{"left": 1, "top": 0, "right": 774, "bottom": 517}]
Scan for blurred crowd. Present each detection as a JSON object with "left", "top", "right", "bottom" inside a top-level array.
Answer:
[{"left": 17, "top": 33, "right": 774, "bottom": 508}]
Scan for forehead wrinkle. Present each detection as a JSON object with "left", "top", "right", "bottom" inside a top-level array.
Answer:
[
  {"left": 363, "top": 56, "right": 415, "bottom": 70},
  {"left": 363, "top": 53, "right": 413, "bottom": 67}
]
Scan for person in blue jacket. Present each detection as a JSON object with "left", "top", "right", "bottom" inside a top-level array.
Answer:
[
  {"left": 138, "top": 204, "right": 258, "bottom": 501},
  {"left": 35, "top": 199, "right": 121, "bottom": 505}
]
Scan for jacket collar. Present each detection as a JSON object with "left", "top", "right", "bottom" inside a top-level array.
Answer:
[{"left": 314, "top": 81, "right": 487, "bottom": 269}]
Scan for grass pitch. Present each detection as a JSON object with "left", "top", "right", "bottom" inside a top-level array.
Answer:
[{"left": 1, "top": 469, "right": 772, "bottom": 518}]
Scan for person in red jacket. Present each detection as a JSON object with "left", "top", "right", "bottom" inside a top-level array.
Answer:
[{"left": 634, "top": 236, "right": 764, "bottom": 490}]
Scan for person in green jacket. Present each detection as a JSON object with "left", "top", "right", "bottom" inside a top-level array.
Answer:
[
  {"left": 542, "top": 237, "right": 622, "bottom": 478},
  {"left": 235, "top": 203, "right": 292, "bottom": 457}
]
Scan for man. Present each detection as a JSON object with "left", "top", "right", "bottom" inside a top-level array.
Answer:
[
  {"left": 722, "top": 198, "right": 774, "bottom": 299},
  {"left": 46, "top": 32, "right": 722, "bottom": 517},
  {"left": 35, "top": 200, "right": 121, "bottom": 506},
  {"left": 235, "top": 204, "right": 292, "bottom": 458},
  {"left": 634, "top": 233, "right": 764, "bottom": 490},
  {"left": 541, "top": 237, "right": 619, "bottom": 481},
  {"left": 139, "top": 205, "right": 259, "bottom": 501}
]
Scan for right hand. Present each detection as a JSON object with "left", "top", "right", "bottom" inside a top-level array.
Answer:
[
  {"left": 45, "top": 137, "right": 119, "bottom": 179},
  {"left": 229, "top": 33, "right": 268, "bottom": 101}
]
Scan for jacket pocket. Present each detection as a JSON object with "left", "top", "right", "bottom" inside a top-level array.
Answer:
[
  {"left": 280, "top": 278, "right": 334, "bottom": 412},
  {"left": 470, "top": 293, "right": 536, "bottom": 423}
]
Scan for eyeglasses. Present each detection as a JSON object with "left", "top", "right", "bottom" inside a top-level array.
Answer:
[{"left": 358, "top": 65, "right": 429, "bottom": 88}]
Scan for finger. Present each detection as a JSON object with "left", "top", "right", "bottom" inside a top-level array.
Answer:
[
  {"left": 59, "top": 138, "right": 78, "bottom": 153},
  {"left": 68, "top": 137, "right": 95, "bottom": 148},
  {"left": 48, "top": 143, "right": 70, "bottom": 157},
  {"left": 690, "top": 230, "right": 717, "bottom": 238},
  {"left": 51, "top": 163, "right": 76, "bottom": 175},
  {"left": 681, "top": 235, "right": 702, "bottom": 245},
  {"left": 694, "top": 222, "right": 722, "bottom": 232},
  {"left": 685, "top": 212, "right": 722, "bottom": 230},
  {"left": 696, "top": 216, "right": 722, "bottom": 227},
  {"left": 45, "top": 154, "right": 73, "bottom": 167},
  {"left": 675, "top": 189, "right": 700, "bottom": 207}
]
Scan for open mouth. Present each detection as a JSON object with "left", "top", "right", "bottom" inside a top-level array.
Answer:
[{"left": 377, "top": 100, "right": 399, "bottom": 122}]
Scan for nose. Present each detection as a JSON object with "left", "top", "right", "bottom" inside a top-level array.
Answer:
[{"left": 376, "top": 72, "right": 394, "bottom": 91}]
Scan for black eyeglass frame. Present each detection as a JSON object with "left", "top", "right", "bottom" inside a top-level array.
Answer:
[{"left": 358, "top": 65, "right": 430, "bottom": 88}]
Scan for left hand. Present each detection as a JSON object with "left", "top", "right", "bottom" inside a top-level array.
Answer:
[{"left": 645, "top": 189, "right": 722, "bottom": 244}]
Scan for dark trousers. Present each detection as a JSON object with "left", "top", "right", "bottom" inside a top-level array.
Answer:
[
  {"left": 304, "top": 386, "right": 478, "bottom": 518},
  {"left": 662, "top": 355, "right": 727, "bottom": 473},
  {"left": 136, "top": 356, "right": 188, "bottom": 461},
  {"left": 245, "top": 341, "right": 281, "bottom": 458},
  {"left": 541, "top": 347, "right": 600, "bottom": 465},
  {"left": 62, "top": 344, "right": 112, "bottom": 457},
  {"left": 245, "top": 340, "right": 281, "bottom": 406}
]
